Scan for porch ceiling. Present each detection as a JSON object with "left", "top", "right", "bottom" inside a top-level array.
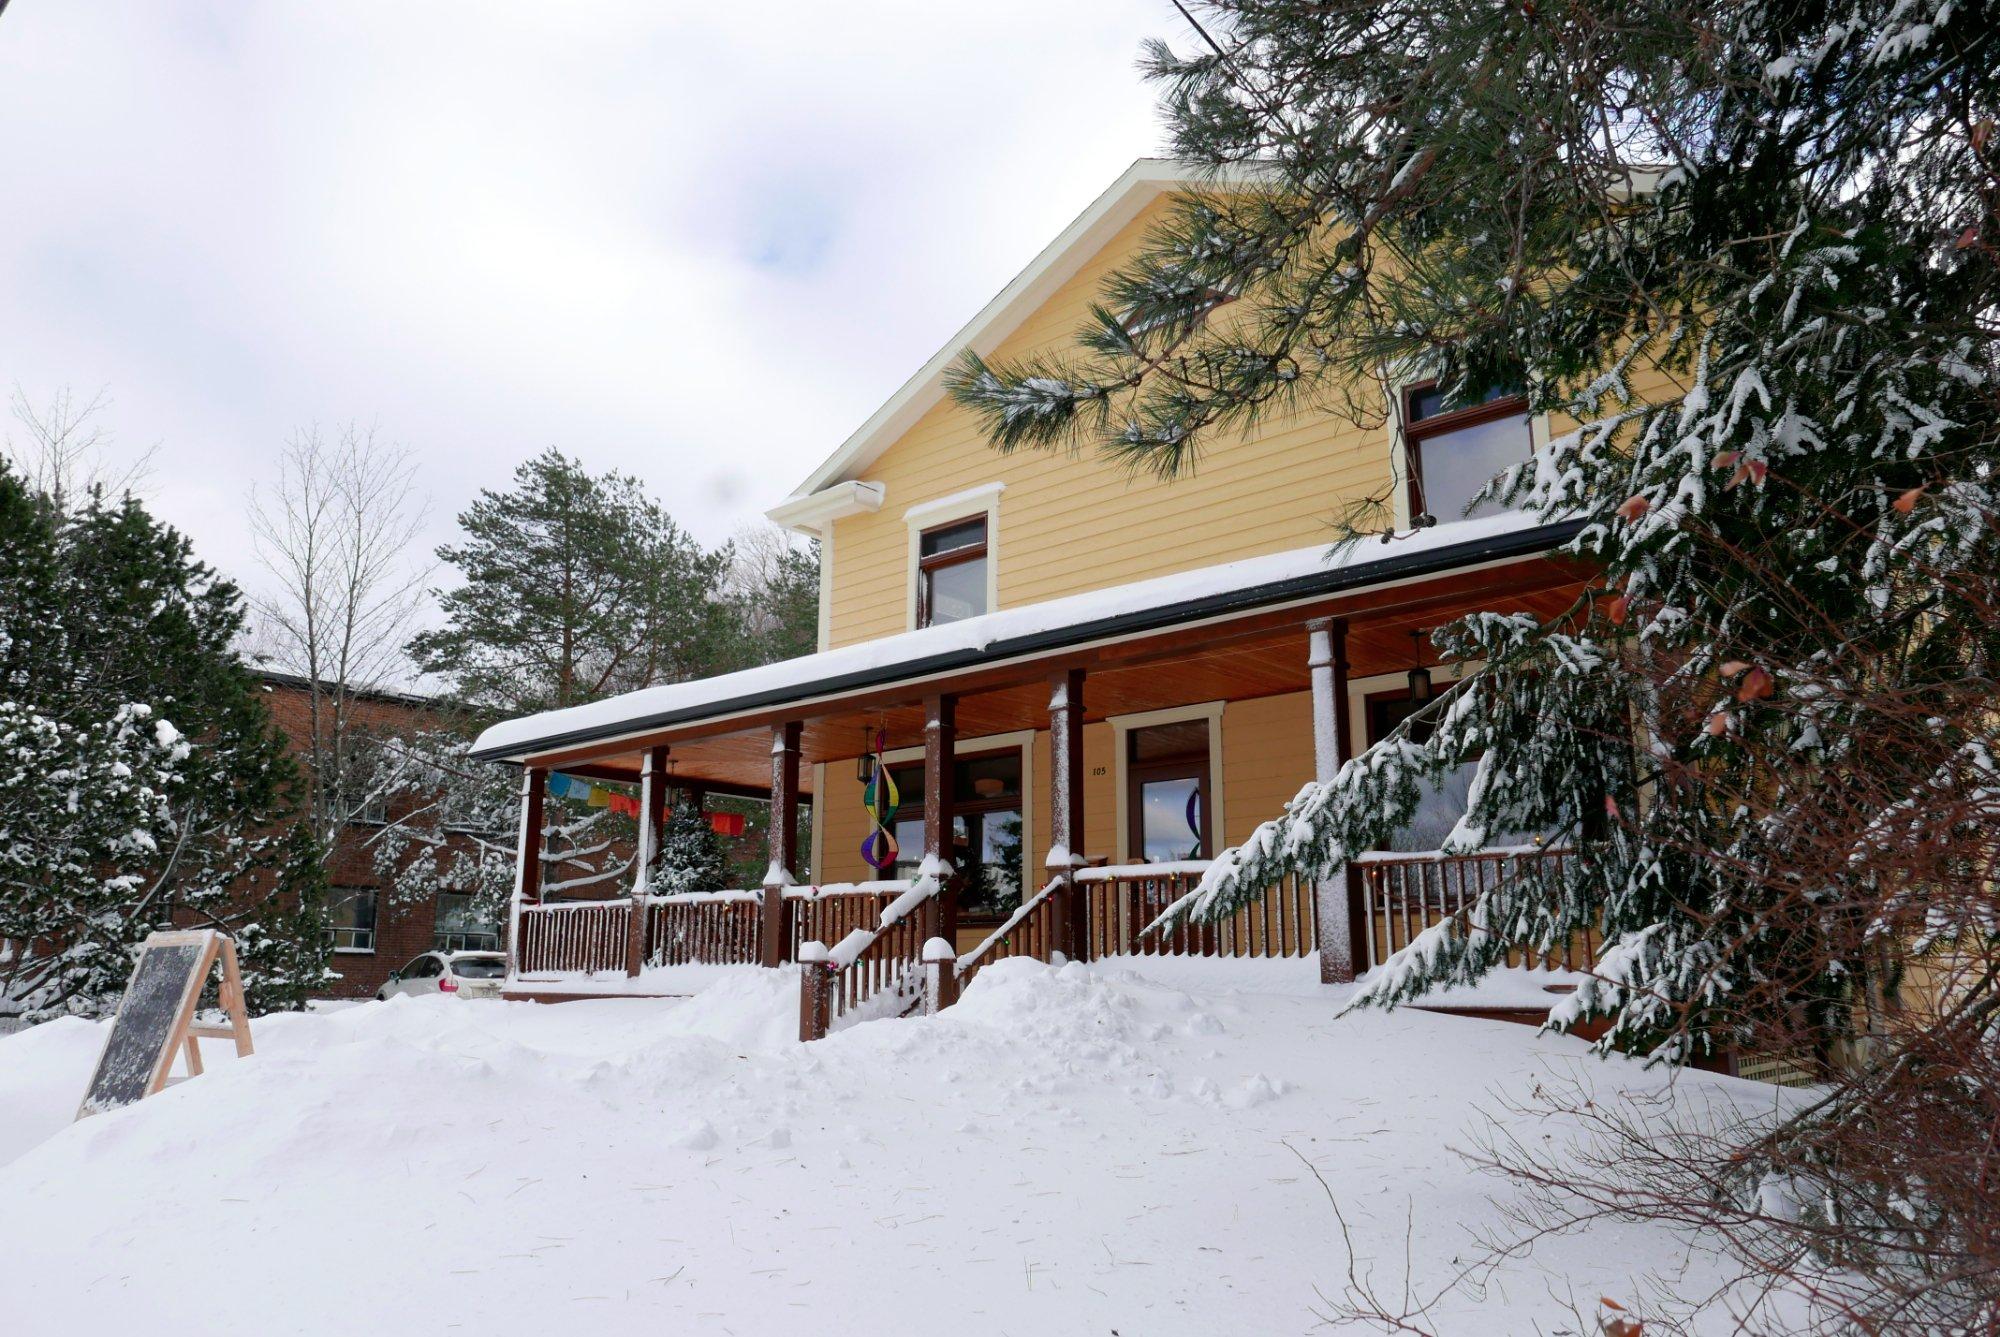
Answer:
[{"left": 547, "top": 559, "right": 1589, "bottom": 792}]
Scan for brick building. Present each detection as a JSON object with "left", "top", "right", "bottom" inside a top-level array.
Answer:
[{"left": 255, "top": 671, "right": 503, "bottom": 1000}]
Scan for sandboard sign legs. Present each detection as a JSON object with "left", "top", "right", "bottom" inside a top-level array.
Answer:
[{"left": 76, "top": 929, "right": 255, "bottom": 1120}]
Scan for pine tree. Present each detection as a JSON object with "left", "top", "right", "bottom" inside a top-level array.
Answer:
[
  {"left": 654, "top": 798, "right": 728, "bottom": 896},
  {"left": 947, "top": 1, "right": 1998, "bottom": 1064},
  {"left": 0, "top": 462, "right": 331, "bottom": 1018},
  {"left": 409, "top": 448, "right": 739, "bottom": 715}
]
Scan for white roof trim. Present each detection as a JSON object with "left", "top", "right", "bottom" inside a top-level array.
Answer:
[
  {"left": 783, "top": 158, "right": 1266, "bottom": 501},
  {"left": 766, "top": 480, "right": 885, "bottom": 534},
  {"left": 903, "top": 481, "right": 1004, "bottom": 526}
]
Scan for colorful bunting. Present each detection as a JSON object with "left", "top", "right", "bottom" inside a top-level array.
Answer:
[{"left": 546, "top": 773, "right": 745, "bottom": 834}]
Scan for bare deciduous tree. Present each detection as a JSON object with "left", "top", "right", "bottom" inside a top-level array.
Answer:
[
  {"left": 3, "top": 386, "right": 152, "bottom": 514},
  {"left": 249, "top": 422, "right": 433, "bottom": 855}
]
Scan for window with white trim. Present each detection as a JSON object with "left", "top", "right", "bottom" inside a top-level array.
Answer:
[
  {"left": 327, "top": 886, "right": 378, "bottom": 953},
  {"left": 916, "top": 516, "right": 989, "bottom": 627}
]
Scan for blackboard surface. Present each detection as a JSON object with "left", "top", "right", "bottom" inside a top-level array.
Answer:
[{"left": 78, "top": 935, "right": 210, "bottom": 1117}]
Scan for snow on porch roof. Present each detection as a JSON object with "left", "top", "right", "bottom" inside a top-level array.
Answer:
[{"left": 469, "top": 510, "right": 1584, "bottom": 764}]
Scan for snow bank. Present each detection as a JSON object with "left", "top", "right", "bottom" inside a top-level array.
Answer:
[{"left": 0, "top": 963, "right": 1790, "bottom": 1336}]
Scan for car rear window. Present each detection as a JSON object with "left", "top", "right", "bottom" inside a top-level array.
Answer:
[{"left": 450, "top": 958, "right": 505, "bottom": 979}]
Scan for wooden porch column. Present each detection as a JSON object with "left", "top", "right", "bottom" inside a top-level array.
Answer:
[
  {"left": 922, "top": 694, "right": 958, "bottom": 951},
  {"left": 626, "top": 745, "right": 669, "bottom": 977},
  {"left": 1048, "top": 669, "right": 1086, "bottom": 960},
  {"left": 505, "top": 766, "right": 547, "bottom": 979},
  {"left": 1308, "top": 619, "right": 1359, "bottom": 983},
  {"left": 761, "top": 722, "right": 802, "bottom": 967}
]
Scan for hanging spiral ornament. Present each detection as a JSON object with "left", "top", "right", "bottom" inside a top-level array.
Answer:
[{"left": 858, "top": 728, "right": 901, "bottom": 871}]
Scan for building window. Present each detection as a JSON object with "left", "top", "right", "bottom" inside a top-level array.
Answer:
[
  {"left": 434, "top": 892, "right": 501, "bottom": 953},
  {"left": 889, "top": 747, "right": 1024, "bottom": 923},
  {"left": 1126, "top": 720, "right": 1212, "bottom": 862},
  {"left": 327, "top": 887, "right": 378, "bottom": 953},
  {"left": 1404, "top": 382, "right": 1533, "bottom": 523},
  {"left": 1364, "top": 687, "right": 1548, "bottom": 853},
  {"left": 915, "top": 516, "right": 989, "bottom": 627}
]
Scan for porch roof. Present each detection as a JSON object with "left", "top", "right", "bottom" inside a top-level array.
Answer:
[{"left": 470, "top": 511, "right": 1585, "bottom": 768}]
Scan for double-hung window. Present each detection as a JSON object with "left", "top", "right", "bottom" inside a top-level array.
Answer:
[
  {"left": 327, "top": 886, "right": 378, "bottom": 953},
  {"left": 916, "top": 516, "right": 989, "bottom": 627},
  {"left": 1404, "top": 382, "right": 1533, "bottom": 523}
]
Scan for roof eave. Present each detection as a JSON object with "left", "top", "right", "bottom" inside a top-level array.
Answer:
[{"left": 469, "top": 519, "right": 1587, "bottom": 766}]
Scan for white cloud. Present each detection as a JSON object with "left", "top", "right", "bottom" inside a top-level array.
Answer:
[{"left": 0, "top": 0, "right": 1165, "bottom": 598}]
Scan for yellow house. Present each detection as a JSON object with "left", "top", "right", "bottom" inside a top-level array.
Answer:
[{"left": 474, "top": 160, "right": 1595, "bottom": 1021}]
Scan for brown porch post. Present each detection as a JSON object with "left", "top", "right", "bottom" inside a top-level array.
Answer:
[
  {"left": 922, "top": 694, "right": 957, "bottom": 951},
  {"left": 505, "top": 766, "right": 547, "bottom": 979},
  {"left": 1309, "top": 619, "right": 1359, "bottom": 983},
  {"left": 1048, "top": 669, "right": 1086, "bottom": 961},
  {"left": 626, "top": 745, "right": 668, "bottom": 977},
  {"left": 761, "top": 722, "right": 802, "bottom": 967}
]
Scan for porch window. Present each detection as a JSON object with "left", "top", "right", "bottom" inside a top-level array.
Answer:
[
  {"left": 1365, "top": 689, "right": 1549, "bottom": 852},
  {"left": 327, "top": 886, "right": 378, "bottom": 953},
  {"left": 889, "top": 747, "right": 1024, "bottom": 923},
  {"left": 433, "top": 891, "right": 501, "bottom": 953},
  {"left": 1127, "top": 721, "right": 1212, "bottom": 862},
  {"left": 1404, "top": 382, "right": 1532, "bottom": 523},
  {"left": 916, "top": 516, "right": 988, "bottom": 627}
]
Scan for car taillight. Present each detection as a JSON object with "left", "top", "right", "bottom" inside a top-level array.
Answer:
[{"left": 438, "top": 975, "right": 458, "bottom": 992}]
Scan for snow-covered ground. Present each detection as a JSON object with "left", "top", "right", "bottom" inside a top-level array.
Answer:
[{"left": 0, "top": 957, "right": 1783, "bottom": 1335}]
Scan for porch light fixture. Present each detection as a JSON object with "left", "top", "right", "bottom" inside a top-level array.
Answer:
[
  {"left": 856, "top": 728, "right": 875, "bottom": 785},
  {"left": 1407, "top": 630, "right": 1433, "bottom": 704}
]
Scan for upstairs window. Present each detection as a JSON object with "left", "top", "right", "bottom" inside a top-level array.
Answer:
[
  {"left": 916, "top": 516, "right": 989, "bottom": 627},
  {"left": 1404, "top": 382, "right": 1533, "bottom": 523}
]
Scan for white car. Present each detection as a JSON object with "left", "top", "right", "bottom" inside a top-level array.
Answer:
[{"left": 375, "top": 950, "right": 507, "bottom": 1001}]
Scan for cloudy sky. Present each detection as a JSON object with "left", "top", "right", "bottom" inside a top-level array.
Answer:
[{"left": 0, "top": 2, "right": 1166, "bottom": 603}]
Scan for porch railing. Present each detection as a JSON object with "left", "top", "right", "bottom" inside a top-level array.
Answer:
[
  {"left": 797, "top": 873, "right": 942, "bottom": 1039},
  {"left": 510, "top": 847, "right": 1586, "bottom": 1000},
  {"left": 643, "top": 891, "right": 763, "bottom": 967},
  {"left": 514, "top": 899, "right": 631, "bottom": 975},
  {"left": 1087, "top": 863, "right": 1319, "bottom": 960},
  {"left": 1358, "top": 846, "right": 1584, "bottom": 971},
  {"left": 954, "top": 874, "right": 1067, "bottom": 991}
]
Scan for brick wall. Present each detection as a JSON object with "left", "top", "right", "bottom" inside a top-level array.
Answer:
[{"left": 256, "top": 675, "right": 501, "bottom": 1000}]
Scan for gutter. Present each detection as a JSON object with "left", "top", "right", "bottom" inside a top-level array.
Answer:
[{"left": 470, "top": 519, "right": 1588, "bottom": 764}]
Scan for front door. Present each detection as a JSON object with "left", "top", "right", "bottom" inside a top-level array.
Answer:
[{"left": 1124, "top": 720, "right": 1214, "bottom": 949}]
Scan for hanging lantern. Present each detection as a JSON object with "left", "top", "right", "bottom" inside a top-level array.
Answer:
[
  {"left": 856, "top": 726, "right": 875, "bottom": 785},
  {"left": 858, "top": 728, "right": 901, "bottom": 871},
  {"left": 1407, "top": 629, "right": 1433, "bottom": 704}
]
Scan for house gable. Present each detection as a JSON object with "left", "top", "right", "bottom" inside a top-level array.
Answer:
[{"left": 791, "top": 163, "right": 1401, "bottom": 650}]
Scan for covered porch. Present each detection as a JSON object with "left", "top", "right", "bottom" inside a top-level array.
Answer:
[{"left": 470, "top": 514, "right": 1594, "bottom": 1028}]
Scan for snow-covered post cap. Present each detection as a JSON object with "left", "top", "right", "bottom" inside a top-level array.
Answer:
[
  {"left": 922, "top": 936, "right": 958, "bottom": 1016},
  {"left": 1043, "top": 843, "right": 1086, "bottom": 869},
  {"left": 915, "top": 853, "right": 955, "bottom": 880},
  {"left": 796, "top": 940, "right": 829, "bottom": 964}
]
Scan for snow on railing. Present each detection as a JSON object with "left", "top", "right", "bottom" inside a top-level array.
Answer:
[
  {"left": 796, "top": 871, "right": 943, "bottom": 1040},
  {"left": 1075, "top": 860, "right": 1213, "bottom": 882},
  {"left": 641, "top": 888, "right": 762, "bottom": 905},
  {"left": 955, "top": 874, "right": 1067, "bottom": 986}
]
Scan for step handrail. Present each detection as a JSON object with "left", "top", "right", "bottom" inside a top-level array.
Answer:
[
  {"left": 796, "top": 870, "right": 944, "bottom": 1039},
  {"left": 954, "top": 874, "right": 1066, "bottom": 980}
]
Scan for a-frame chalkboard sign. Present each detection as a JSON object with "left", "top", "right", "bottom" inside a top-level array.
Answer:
[{"left": 76, "top": 929, "right": 254, "bottom": 1120}]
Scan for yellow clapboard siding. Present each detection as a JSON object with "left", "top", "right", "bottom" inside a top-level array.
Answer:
[{"left": 1221, "top": 694, "right": 1315, "bottom": 847}]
